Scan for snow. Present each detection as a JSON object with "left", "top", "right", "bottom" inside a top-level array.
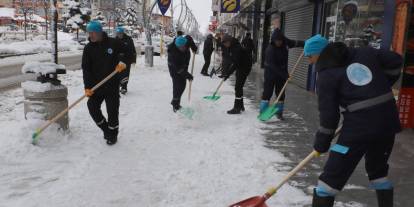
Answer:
[
  {"left": 0, "top": 55, "right": 363, "bottom": 206},
  {"left": 0, "top": 32, "right": 82, "bottom": 55},
  {"left": 21, "top": 81, "right": 66, "bottom": 93},
  {"left": 22, "top": 61, "right": 66, "bottom": 75},
  {"left": 0, "top": 7, "right": 15, "bottom": 18}
]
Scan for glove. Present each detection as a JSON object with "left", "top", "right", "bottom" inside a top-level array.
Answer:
[
  {"left": 115, "top": 62, "right": 127, "bottom": 73},
  {"left": 85, "top": 89, "right": 94, "bottom": 97},
  {"left": 259, "top": 100, "right": 269, "bottom": 113},
  {"left": 183, "top": 71, "right": 194, "bottom": 81},
  {"left": 313, "top": 131, "right": 334, "bottom": 154}
]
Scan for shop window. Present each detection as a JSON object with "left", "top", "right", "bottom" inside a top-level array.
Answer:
[{"left": 324, "top": 0, "right": 384, "bottom": 48}]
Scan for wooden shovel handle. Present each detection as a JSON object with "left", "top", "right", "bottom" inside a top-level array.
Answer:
[
  {"left": 188, "top": 53, "right": 196, "bottom": 102},
  {"left": 213, "top": 79, "right": 225, "bottom": 96},
  {"left": 271, "top": 52, "right": 304, "bottom": 106},
  {"left": 35, "top": 69, "right": 119, "bottom": 136}
]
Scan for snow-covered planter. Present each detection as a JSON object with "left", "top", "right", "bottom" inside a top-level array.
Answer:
[{"left": 22, "top": 61, "right": 66, "bottom": 76}]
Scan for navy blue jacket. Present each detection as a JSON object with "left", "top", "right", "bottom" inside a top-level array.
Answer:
[
  {"left": 82, "top": 32, "right": 128, "bottom": 92},
  {"left": 222, "top": 37, "right": 252, "bottom": 77},
  {"left": 115, "top": 34, "right": 136, "bottom": 64},
  {"left": 315, "top": 42, "right": 403, "bottom": 143},
  {"left": 167, "top": 43, "right": 191, "bottom": 78},
  {"left": 264, "top": 29, "right": 304, "bottom": 80}
]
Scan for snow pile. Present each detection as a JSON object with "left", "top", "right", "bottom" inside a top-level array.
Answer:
[
  {"left": 22, "top": 61, "right": 66, "bottom": 75},
  {"left": 21, "top": 81, "right": 65, "bottom": 93},
  {"left": 0, "top": 32, "right": 82, "bottom": 55},
  {"left": 0, "top": 55, "right": 319, "bottom": 206},
  {"left": 0, "top": 7, "right": 15, "bottom": 18}
]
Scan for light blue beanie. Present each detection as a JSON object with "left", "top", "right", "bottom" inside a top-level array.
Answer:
[
  {"left": 304, "top": 34, "right": 329, "bottom": 56},
  {"left": 175, "top": 36, "right": 188, "bottom": 48},
  {"left": 116, "top": 27, "right": 125, "bottom": 33},
  {"left": 86, "top": 21, "right": 103, "bottom": 33}
]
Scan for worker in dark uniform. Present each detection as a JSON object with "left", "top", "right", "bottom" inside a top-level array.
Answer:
[
  {"left": 241, "top": 32, "right": 255, "bottom": 61},
  {"left": 168, "top": 36, "right": 193, "bottom": 112},
  {"left": 304, "top": 35, "right": 403, "bottom": 207},
  {"left": 201, "top": 34, "right": 214, "bottom": 76},
  {"left": 260, "top": 29, "right": 304, "bottom": 120},
  {"left": 221, "top": 35, "right": 252, "bottom": 114},
  {"left": 115, "top": 26, "right": 136, "bottom": 95},
  {"left": 82, "top": 21, "right": 127, "bottom": 145}
]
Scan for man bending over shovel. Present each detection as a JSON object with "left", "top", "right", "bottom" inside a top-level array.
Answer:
[
  {"left": 168, "top": 36, "right": 193, "bottom": 112},
  {"left": 305, "top": 35, "right": 402, "bottom": 207}
]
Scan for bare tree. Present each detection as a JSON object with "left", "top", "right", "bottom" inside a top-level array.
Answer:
[
  {"left": 17, "top": 0, "right": 34, "bottom": 40},
  {"left": 39, "top": 0, "right": 50, "bottom": 39}
]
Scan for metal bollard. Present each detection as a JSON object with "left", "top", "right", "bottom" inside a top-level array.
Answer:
[{"left": 145, "top": 45, "right": 154, "bottom": 67}]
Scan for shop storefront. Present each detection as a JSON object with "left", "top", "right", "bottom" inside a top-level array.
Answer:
[
  {"left": 393, "top": 0, "right": 414, "bottom": 129},
  {"left": 279, "top": 0, "right": 317, "bottom": 89},
  {"left": 322, "top": 0, "right": 389, "bottom": 49}
]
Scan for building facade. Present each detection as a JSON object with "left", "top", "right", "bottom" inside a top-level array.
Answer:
[{"left": 212, "top": 0, "right": 414, "bottom": 128}]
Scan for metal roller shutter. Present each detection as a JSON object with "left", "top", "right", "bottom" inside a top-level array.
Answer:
[{"left": 284, "top": 6, "right": 314, "bottom": 89}]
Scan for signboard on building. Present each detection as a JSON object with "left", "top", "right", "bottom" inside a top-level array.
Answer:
[
  {"left": 221, "top": 0, "right": 240, "bottom": 13},
  {"left": 157, "top": 0, "right": 171, "bottom": 16}
]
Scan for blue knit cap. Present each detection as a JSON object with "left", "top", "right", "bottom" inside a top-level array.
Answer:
[
  {"left": 86, "top": 21, "right": 103, "bottom": 33},
  {"left": 116, "top": 27, "right": 125, "bottom": 33},
  {"left": 175, "top": 36, "right": 188, "bottom": 47},
  {"left": 304, "top": 34, "right": 329, "bottom": 56}
]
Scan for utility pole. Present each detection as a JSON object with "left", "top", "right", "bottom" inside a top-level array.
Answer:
[{"left": 50, "top": 0, "right": 58, "bottom": 64}]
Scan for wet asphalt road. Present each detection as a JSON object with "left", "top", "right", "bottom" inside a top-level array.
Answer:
[{"left": 231, "top": 68, "right": 414, "bottom": 206}]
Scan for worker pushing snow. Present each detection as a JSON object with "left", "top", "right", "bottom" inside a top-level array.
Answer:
[
  {"left": 167, "top": 36, "right": 193, "bottom": 112},
  {"left": 305, "top": 34, "right": 403, "bottom": 207},
  {"left": 82, "top": 21, "right": 128, "bottom": 145},
  {"left": 115, "top": 26, "right": 137, "bottom": 95}
]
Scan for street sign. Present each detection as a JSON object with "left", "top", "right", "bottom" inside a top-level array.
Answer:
[
  {"left": 221, "top": 0, "right": 240, "bottom": 13},
  {"left": 157, "top": 0, "right": 172, "bottom": 16}
]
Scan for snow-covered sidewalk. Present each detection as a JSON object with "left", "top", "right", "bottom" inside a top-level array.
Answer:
[{"left": 0, "top": 55, "right": 309, "bottom": 207}]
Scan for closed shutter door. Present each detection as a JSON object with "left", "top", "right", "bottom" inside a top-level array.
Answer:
[{"left": 284, "top": 6, "right": 314, "bottom": 89}]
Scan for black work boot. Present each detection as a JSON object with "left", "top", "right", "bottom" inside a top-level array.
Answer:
[
  {"left": 106, "top": 127, "right": 118, "bottom": 146},
  {"left": 120, "top": 87, "right": 127, "bottom": 95},
  {"left": 97, "top": 119, "right": 110, "bottom": 140},
  {"left": 312, "top": 189, "right": 335, "bottom": 207},
  {"left": 376, "top": 189, "right": 393, "bottom": 207},
  {"left": 171, "top": 99, "right": 182, "bottom": 113},
  {"left": 227, "top": 98, "right": 243, "bottom": 115}
]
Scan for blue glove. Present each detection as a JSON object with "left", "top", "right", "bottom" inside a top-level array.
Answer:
[{"left": 259, "top": 100, "right": 269, "bottom": 113}]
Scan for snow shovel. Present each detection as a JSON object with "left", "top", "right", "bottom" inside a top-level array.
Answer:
[
  {"left": 229, "top": 151, "right": 319, "bottom": 207},
  {"left": 203, "top": 79, "right": 225, "bottom": 101},
  {"left": 180, "top": 53, "right": 197, "bottom": 119},
  {"left": 31, "top": 69, "right": 121, "bottom": 145},
  {"left": 228, "top": 128, "right": 342, "bottom": 207},
  {"left": 258, "top": 52, "right": 304, "bottom": 122}
]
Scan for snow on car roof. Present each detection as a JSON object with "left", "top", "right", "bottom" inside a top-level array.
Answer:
[{"left": 0, "top": 8, "right": 15, "bottom": 18}]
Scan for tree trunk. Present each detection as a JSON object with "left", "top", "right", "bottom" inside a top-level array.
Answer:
[
  {"left": 45, "top": 11, "right": 48, "bottom": 40},
  {"left": 24, "top": 13, "right": 27, "bottom": 41}
]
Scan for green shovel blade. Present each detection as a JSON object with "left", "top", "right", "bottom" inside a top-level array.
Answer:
[
  {"left": 257, "top": 104, "right": 280, "bottom": 122},
  {"left": 180, "top": 107, "right": 195, "bottom": 120},
  {"left": 32, "top": 130, "right": 40, "bottom": 145},
  {"left": 203, "top": 95, "right": 221, "bottom": 101}
]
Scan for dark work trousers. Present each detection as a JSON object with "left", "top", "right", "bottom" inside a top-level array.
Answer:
[
  {"left": 235, "top": 69, "right": 250, "bottom": 98},
  {"left": 87, "top": 90, "right": 120, "bottom": 135},
  {"left": 120, "top": 64, "right": 131, "bottom": 90},
  {"left": 201, "top": 52, "right": 212, "bottom": 74},
  {"left": 172, "top": 75, "right": 187, "bottom": 103},
  {"left": 319, "top": 134, "right": 395, "bottom": 191},
  {"left": 262, "top": 75, "right": 287, "bottom": 101}
]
